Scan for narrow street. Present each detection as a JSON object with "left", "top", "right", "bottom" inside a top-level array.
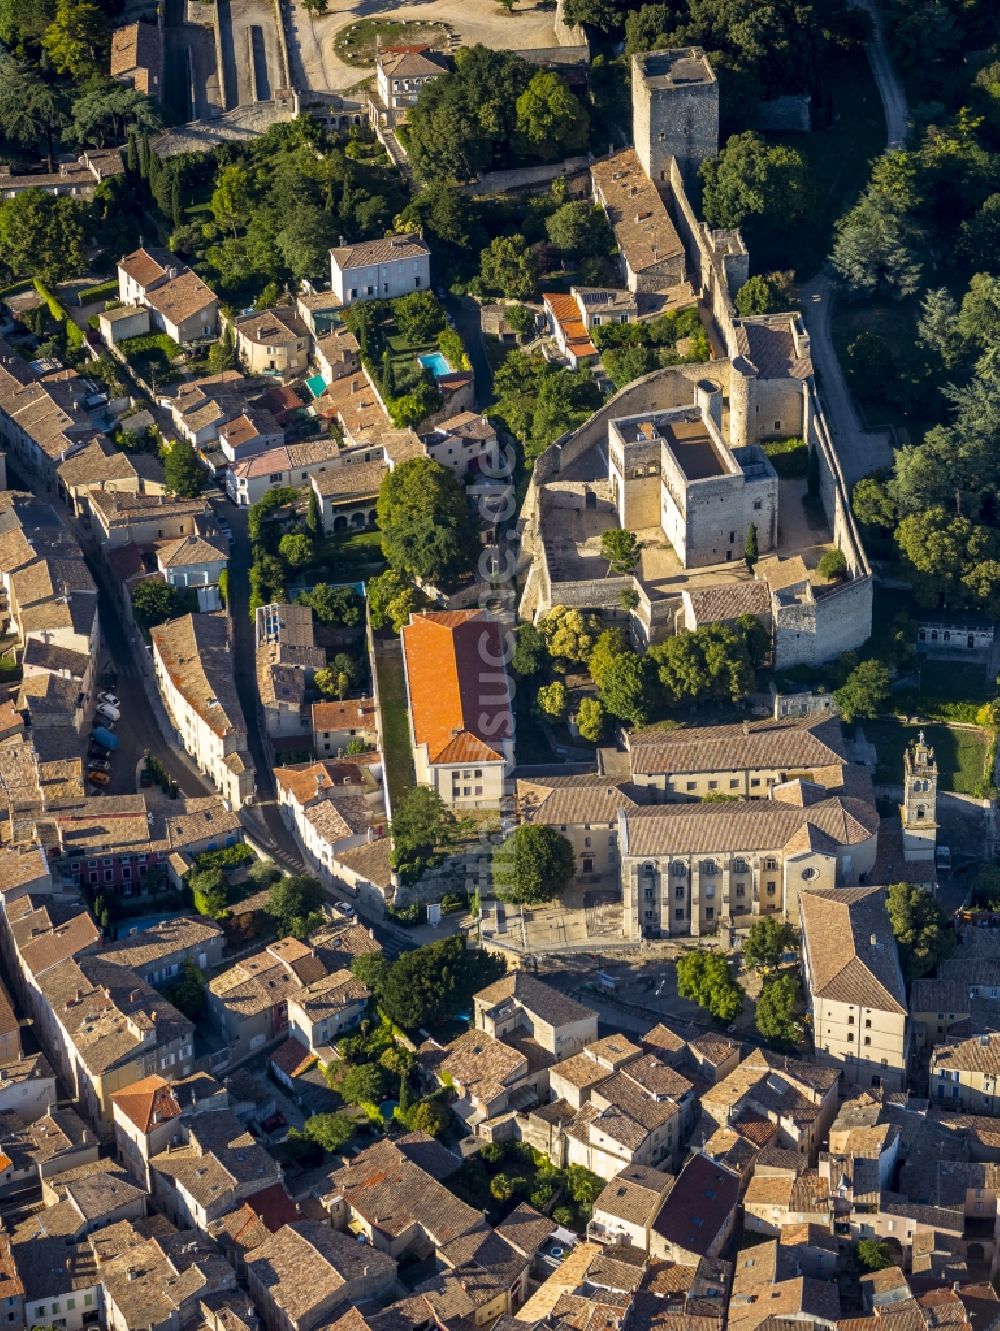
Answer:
[{"left": 6, "top": 461, "right": 211, "bottom": 799}]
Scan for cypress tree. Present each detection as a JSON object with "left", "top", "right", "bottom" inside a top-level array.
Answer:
[
  {"left": 381, "top": 349, "right": 396, "bottom": 399},
  {"left": 126, "top": 130, "right": 137, "bottom": 175},
  {"left": 170, "top": 173, "right": 181, "bottom": 228}
]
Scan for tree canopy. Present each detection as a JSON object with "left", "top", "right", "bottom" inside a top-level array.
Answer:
[
  {"left": 833, "top": 659, "right": 891, "bottom": 723},
  {"left": 493, "top": 824, "right": 575, "bottom": 905},
  {"left": 163, "top": 437, "right": 206, "bottom": 498},
  {"left": 357, "top": 935, "right": 506, "bottom": 1031},
  {"left": 377, "top": 457, "right": 478, "bottom": 586},
  {"left": 755, "top": 974, "right": 800, "bottom": 1044},
  {"left": 886, "top": 881, "right": 955, "bottom": 982},
  {"left": 676, "top": 952, "right": 743, "bottom": 1024},
  {"left": 742, "top": 917, "right": 795, "bottom": 970},
  {"left": 267, "top": 874, "right": 324, "bottom": 939}
]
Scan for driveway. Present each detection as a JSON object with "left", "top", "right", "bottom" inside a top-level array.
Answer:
[
  {"left": 286, "top": 0, "right": 560, "bottom": 95},
  {"left": 450, "top": 296, "right": 492, "bottom": 409},
  {"left": 853, "top": 0, "right": 909, "bottom": 149}
]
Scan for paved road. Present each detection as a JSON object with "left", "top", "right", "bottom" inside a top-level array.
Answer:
[
  {"left": 799, "top": 276, "right": 895, "bottom": 486},
  {"left": 854, "top": 0, "right": 909, "bottom": 149}
]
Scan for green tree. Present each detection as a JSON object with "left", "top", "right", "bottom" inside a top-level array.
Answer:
[
  {"left": 599, "top": 651, "right": 652, "bottom": 727},
  {"left": 163, "top": 437, "right": 205, "bottom": 498},
  {"left": 381, "top": 349, "right": 397, "bottom": 400},
  {"left": 735, "top": 271, "right": 797, "bottom": 317},
  {"left": 600, "top": 528, "right": 642, "bottom": 575},
  {"left": 958, "top": 195, "right": 1000, "bottom": 273},
  {"left": 855, "top": 1239, "right": 895, "bottom": 1273},
  {"left": 514, "top": 71, "right": 589, "bottom": 159},
  {"left": 297, "top": 584, "right": 362, "bottom": 627},
  {"left": 886, "top": 881, "right": 955, "bottom": 982},
  {"left": 818, "top": 548, "right": 848, "bottom": 582},
  {"left": 490, "top": 1173, "right": 515, "bottom": 1201},
  {"left": 852, "top": 477, "right": 897, "bottom": 529},
  {"left": 545, "top": 202, "right": 608, "bottom": 259},
  {"left": 755, "top": 974, "right": 800, "bottom": 1044},
  {"left": 588, "top": 628, "right": 628, "bottom": 692},
  {"left": 267, "top": 874, "right": 324, "bottom": 939},
  {"left": 957, "top": 272, "right": 1000, "bottom": 350},
  {"left": 377, "top": 935, "right": 506, "bottom": 1031},
  {"left": 341, "top": 1062, "right": 388, "bottom": 1107},
  {"left": 211, "top": 163, "right": 253, "bottom": 238},
  {"left": 511, "top": 622, "right": 547, "bottom": 678},
  {"left": 131, "top": 580, "right": 189, "bottom": 630},
  {"left": 278, "top": 533, "right": 314, "bottom": 568},
  {"left": 700, "top": 133, "right": 808, "bottom": 241},
  {"left": 575, "top": 696, "right": 605, "bottom": 743},
  {"left": 390, "top": 786, "right": 457, "bottom": 878},
  {"left": 190, "top": 866, "right": 228, "bottom": 919},
  {"left": 351, "top": 953, "right": 390, "bottom": 996},
  {"left": 742, "top": 917, "right": 795, "bottom": 970},
  {"left": 493, "top": 823, "right": 575, "bottom": 905},
  {"left": 366, "top": 569, "right": 428, "bottom": 634},
  {"left": 302, "top": 1112, "right": 353, "bottom": 1152},
  {"left": 409, "top": 1098, "right": 449, "bottom": 1137},
  {"left": 70, "top": 79, "right": 161, "bottom": 148},
  {"left": 306, "top": 487, "right": 322, "bottom": 537},
  {"left": 42, "top": 0, "right": 106, "bottom": 77},
  {"left": 833, "top": 659, "right": 891, "bottom": 723},
  {"left": 301, "top": 0, "right": 328, "bottom": 12},
  {"left": 0, "top": 59, "right": 66, "bottom": 171},
  {"left": 479, "top": 234, "right": 538, "bottom": 301},
  {"left": 744, "top": 523, "right": 759, "bottom": 572},
  {"left": 566, "top": 1164, "right": 603, "bottom": 1210},
  {"left": 539, "top": 606, "right": 600, "bottom": 667},
  {"left": 314, "top": 657, "right": 358, "bottom": 700},
  {"left": 0, "top": 190, "right": 84, "bottom": 283},
  {"left": 377, "top": 457, "right": 477, "bottom": 584},
  {"left": 537, "top": 680, "right": 568, "bottom": 720},
  {"left": 393, "top": 290, "right": 446, "bottom": 343},
  {"left": 675, "top": 952, "right": 743, "bottom": 1024},
  {"left": 917, "top": 286, "right": 965, "bottom": 367},
  {"left": 163, "top": 959, "right": 206, "bottom": 1020}
]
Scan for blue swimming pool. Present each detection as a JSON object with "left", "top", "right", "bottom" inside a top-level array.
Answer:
[
  {"left": 306, "top": 373, "right": 328, "bottom": 398},
  {"left": 418, "top": 351, "right": 452, "bottom": 378}
]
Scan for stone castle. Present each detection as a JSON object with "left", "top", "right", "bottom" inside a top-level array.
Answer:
[{"left": 518, "top": 47, "right": 873, "bottom": 670}]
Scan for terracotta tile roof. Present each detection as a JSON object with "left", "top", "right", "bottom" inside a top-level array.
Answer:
[
  {"left": 628, "top": 715, "right": 846, "bottom": 777},
  {"left": 118, "top": 247, "right": 178, "bottom": 288},
  {"left": 156, "top": 532, "right": 227, "bottom": 568},
  {"left": 145, "top": 267, "right": 217, "bottom": 325},
  {"left": 330, "top": 232, "right": 430, "bottom": 271},
  {"left": 684, "top": 580, "right": 772, "bottom": 625},
  {"left": 517, "top": 775, "right": 638, "bottom": 829},
  {"left": 545, "top": 292, "right": 597, "bottom": 359},
  {"left": 800, "top": 887, "right": 907, "bottom": 1015},
  {"left": 378, "top": 48, "right": 449, "bottom": 78},
  {"left": 312, "top": 459, "right": 386, "bottom": 500},
  {"left": 653, "top": 1154, "right": 740, "bottom": 1257},
  {"left": 591, "top": 149, "right": 684, "bottom": 275},
  {"left": 476, "top": 971, "right": 596, "bottom": 1029},
  {"left": 621, "top": 794, "right": 878, "bottom": 858},
  {"left": 594, "top": 1164, "right": 673, "bottom": 1226},
  {"left": 332, "top": 836, "right": 393, "bottom": 889},
  {"left": 235, "top": 307, "right": 309, "bottom": 346},
  {"left": 111, "top": 1074, "right": 180, "bottom": 1132},
  {"left": 269, "top": 1036, "right": 316, "bottom": 1079},
  {"left": 150, "top": 612, "right": 247, "bottom": 742},
  {"left": 735, "top": 317, "right": 812, "bottom": 382},
  {"left": 401, "top": 610, "right": 513, "bottom": 765},
  {"left": 312, "top": 697, "right": 377, "bottom": 735},
  {"left": 932, "top": 1033, "right": 1000, "bottom": 1077}
]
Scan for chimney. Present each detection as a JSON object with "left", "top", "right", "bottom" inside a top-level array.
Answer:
[
  {"left": 742, "top": 722, "right": 750, "bottom": 736},
  {"left": 870, "top": 934, "right": 877, "bottom": 947},
  {"left": 127, "top": 1267, "right": 137, "bottom": 1282}
]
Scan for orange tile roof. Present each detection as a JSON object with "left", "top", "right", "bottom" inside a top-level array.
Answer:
[
  {"left": 401, "top": 610, "right": 513, "bottom": 765},
  {"left": 545, "top": 292, "right": 597, "bottom": 360},
  {"left": 270, "top": 1036, "right": 316, "bottom": 1079},
  {"left": 111, "top": 1074, "right": 181, "bottom": 1133}
]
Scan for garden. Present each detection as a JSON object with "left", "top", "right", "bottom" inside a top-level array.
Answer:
[
  {"left": 333, "top": 18, "right": 452, "bottom": 68},
  {"left": 445, "top": 1141, "right": 604, "bottom": 1233},
  {"left": 865, "top": 718, "right": 993, "bottom": 797},
  {"left": 118, "top": 331, "right": 183, "bottom": 386}
]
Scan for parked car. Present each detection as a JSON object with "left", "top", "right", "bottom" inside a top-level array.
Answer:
[
  {"left": 92, "top": 725, "right": 118, "bottom": 750},
  {"left": 139, "top": 770, "right": 153, "bottom": 787},
  {"left": 87, "top": 769, "right": 110, "bottom": 786},
  {"left": 261, "top": 1112, "right": 286, "bottom": 1134},
  {"left": 88, "top": 758, "right": 111, "bottom": 772},
  {"left": 98, "top": 692, "right": 120, "bottom": 708},
  {"left": 332, "top": 901, "right": 356, "bottom": 919},
  {"left": 96, "top": 704, "right": 120, "bottom": 724}
]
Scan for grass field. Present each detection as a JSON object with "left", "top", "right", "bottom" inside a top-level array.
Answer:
[
  {"left": 865, "top": 717, "right": 991, "bottom": 795},
  {"left": 372, "top": 641, "right": 415, "bottom": 812},
  {"left": 119, "top": 331, "right": 182, "bottom": 385},
  {"left": 894, "top": 660, "right": 995, "bottom": 725},
  {"left": 762, "top": 437, "right": 807, "bottom": 478}
]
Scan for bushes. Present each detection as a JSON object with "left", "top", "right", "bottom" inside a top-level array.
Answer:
[{"left": 32, "top": 278, "right": 84, "bottom": 350}]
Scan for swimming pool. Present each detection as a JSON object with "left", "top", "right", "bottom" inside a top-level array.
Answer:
[
  {"left": 306, "top": 373, "right": 328, "bottom": 398},
  {"left": 418, "top": 351, "right": 452, "bottom": 378}
]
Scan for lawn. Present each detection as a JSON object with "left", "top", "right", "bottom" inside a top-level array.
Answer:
[
  {"left": 767, "top": 48, "right": 884, "bottom": 279},
  {"left": 864, "top": 718, "right": 992, "bottom": 796},
  {"left": 334, "top": 18, "right": 451, "bottom": 67},
  {"left": 372, "top": 638, "right": 416, "bottom": 812},
  {"left": 119, "top": 331, "right": 182, "bottom": 385}
]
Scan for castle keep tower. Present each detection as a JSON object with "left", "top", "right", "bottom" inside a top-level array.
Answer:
[
  {"left": 901, "top": 731, "right": 938, "bottom": 863},
  {"left": 632, "top": 47, "right": 719, "bottom": 191}
]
